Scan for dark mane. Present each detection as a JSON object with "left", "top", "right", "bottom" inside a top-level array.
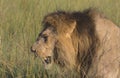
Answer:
[
  {"left": 71, "top": 10, "right": 100, "bottom": 77},
  {"left": 72, "top": 11, "right": 95, "bottom": 34},
  {"left": 43, "top": 9, "right": 100, "bottom": 77}
]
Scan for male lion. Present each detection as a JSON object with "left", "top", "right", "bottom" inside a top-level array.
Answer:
[{"left": 31, "top": 9, "right": 120, "bottom": 78}]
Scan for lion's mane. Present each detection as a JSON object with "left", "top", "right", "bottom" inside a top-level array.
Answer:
[{"left": 43, "top": 9, "right": 100, "bottom": 77}]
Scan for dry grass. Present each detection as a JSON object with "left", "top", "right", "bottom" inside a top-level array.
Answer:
[{"left": 1, "top": 0, "right": 120, "bottom": 78}]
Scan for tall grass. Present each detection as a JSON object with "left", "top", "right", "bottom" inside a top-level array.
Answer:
[{"left": 1, "top": 0, "right": 120, "bottom": 78}]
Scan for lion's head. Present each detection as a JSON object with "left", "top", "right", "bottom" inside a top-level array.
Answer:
[
  {"left": 31, "top": 11, "right": 78, "bottom": 70},
  {"left": 31, "top": 10, "right": 99, "bottom": 74}
]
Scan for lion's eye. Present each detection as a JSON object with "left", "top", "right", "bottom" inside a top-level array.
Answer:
[{"left": 42, "top": 35, "right": 48, "bottom": 42}]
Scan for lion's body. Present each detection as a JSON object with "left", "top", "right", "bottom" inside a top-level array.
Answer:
[
  {"left": 31, "top": 9, "right": 120, "bottom": 78},
  {"left": 87, "top": 13, "right": 120, "bottom": 78}
]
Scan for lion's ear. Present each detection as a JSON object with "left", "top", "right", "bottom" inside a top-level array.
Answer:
[
  {"left": 43, "top": 16, "right": 58, "bottom": 27},
  {"left": 66, "top": 20, "right": 76, "bottom": 38}
]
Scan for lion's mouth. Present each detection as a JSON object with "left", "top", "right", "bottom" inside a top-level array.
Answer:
[
  {"left": 42, "top": 56, "right": 53, "bottom": 69},
  {"left": 43, "top": 56, "right": 52, "bottom": 64},
  {"left": 34, "top": 53, "right": 52, "bottom": 69},
  {"left": 33, "top": 53, "right": 52, "bottom": 64},
  {"left": 34, "top": 53, "right": 52, "bottom": 64}
]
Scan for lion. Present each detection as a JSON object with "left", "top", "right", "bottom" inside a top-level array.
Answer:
[{"left": 31, "top": 9, "right": 120, "bottom": 78}]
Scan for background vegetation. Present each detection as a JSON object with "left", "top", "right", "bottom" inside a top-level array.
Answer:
[{"left": 1, "top": 0, "right": 120, "bottom": 78}]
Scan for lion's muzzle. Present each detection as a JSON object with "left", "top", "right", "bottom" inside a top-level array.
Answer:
[{"left": 31, "top": 46, "right": 52, "bottom": 64}]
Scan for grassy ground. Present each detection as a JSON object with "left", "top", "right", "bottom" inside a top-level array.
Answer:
[{"left": 1, "top": 0, "right": 120, "bottom": 78}]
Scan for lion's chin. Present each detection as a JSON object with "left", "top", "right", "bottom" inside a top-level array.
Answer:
[{"left": 43, "top": 62, "right": 53, "bottom": 69}]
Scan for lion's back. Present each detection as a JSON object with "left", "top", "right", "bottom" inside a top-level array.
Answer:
[{"left": 88, "top": 13, "right": 120, "bottom": 78}]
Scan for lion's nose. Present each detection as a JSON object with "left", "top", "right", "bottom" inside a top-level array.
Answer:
[{"left": 31, "top": 46, "right": 36, "bottom": 53}]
